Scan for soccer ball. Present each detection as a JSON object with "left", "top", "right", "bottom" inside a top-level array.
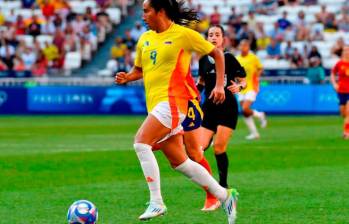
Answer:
[{"left": 67, "top": 200, "right": 98, "bottom": 224}]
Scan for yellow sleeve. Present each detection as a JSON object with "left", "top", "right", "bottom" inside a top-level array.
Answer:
[
  {"left": 183, "top": 27, "right": 215, "bottom": 56},
  {"left": 134, "top": 34, "right": 145, "bottom": 68}
]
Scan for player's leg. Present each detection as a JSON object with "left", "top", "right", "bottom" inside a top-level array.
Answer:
[
  {"left": 213, "top": 125, "right": 234, "bottom": 188},
  {"left": 241, "top": 100, "right": 260, "bottom": 140},
  {"left": 343, "top": 98, "right": 349, "bottom": 139},
  {"left": 161, "top": 134, "right": 238, "bottom": 223},
  {"left": 134, "top": 114, "right": 171, "bottom": 220},
  {"left": 183, "top": 128, "right": 220, "bottom": 211}
]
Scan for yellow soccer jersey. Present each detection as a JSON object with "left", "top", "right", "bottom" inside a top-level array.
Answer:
[
  {"left": 134, "top": 23, "right": 214, "bottom": 114},
  {"left": 236, "top": 52, "right": 263, "bottom": 93}
]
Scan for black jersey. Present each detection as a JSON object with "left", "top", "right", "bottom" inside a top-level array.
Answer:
[
  {"left": 199, "top": 52, "right": 246, "bottom": 102},
  {"left": 199, "top": 52, "right": 246, "bottom": 131}
]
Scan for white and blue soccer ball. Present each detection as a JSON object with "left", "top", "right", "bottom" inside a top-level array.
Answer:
[{"left": 67, "top": 200, "right": 98, "bottom": 224}]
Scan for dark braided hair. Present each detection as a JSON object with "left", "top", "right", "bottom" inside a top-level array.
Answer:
[{"left": 149, "top": 0, "right": 199, "bottom": 26}]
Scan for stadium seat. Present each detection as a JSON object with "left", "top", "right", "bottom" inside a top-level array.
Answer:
[
  {"left": 16, "top": 35, "right": 34, "bottom": 46},
  {"left": 323, "top": 57, "right": 340, "bottom": 69},
  {"left": 64, "top": 52, "right": 82, "bottom": 70},
  {"left": 36, "top": 35, "right": 54, "bottom": 49},
  {"left": 106, "top": 8, "right": 122, "bottom": 25}
]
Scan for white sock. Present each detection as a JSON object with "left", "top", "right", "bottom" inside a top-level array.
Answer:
[
  {"left": 175, "top": 159, "right": 228, "bottom": 202},
  {"left": 134, "top": 143, "right": 163, "bottom": 204},
  {"left": 244, "top": 116, "right": 258, "bottom": 135},
  {"left": 253, "top": 110, "right": 263, "bottom": 119}
]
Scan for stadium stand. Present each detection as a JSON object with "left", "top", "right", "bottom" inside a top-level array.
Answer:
[{"left": 0, "top": 0, "right": 130, "bottom": 77}]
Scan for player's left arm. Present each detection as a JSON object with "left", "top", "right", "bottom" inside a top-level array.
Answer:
[
  {"left": 208, "top": 48, "right": 225, "bottom": 104},
  {"left": 226, "top": 53, "right": 247, "bottom": 93},
  {"left": 183, "top": 28, "right": 225, "bottom": 104}
]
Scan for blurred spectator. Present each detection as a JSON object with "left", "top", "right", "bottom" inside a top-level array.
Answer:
[
  {"left": 123, "top": 30, "right": 136, "bottom": 50},
  {"left": 84, "top": 7, "right": 96, "bottom": 23},
  {"left": 21, "top": 46, "right": 36, "bottom": 70},
  {"left": 13, "top": 56, "right": 26, "bottom": 72},
  {"left": 0, "top": 59, "right": 8, "bottom": 71},
  {"left": 308, "top": 46, "right": 322, "bottom": 61},
  {"left": 295, "top": 10, "right": 309, "bottom": 41},
  {"left": 306, "top": 57, "right": 325, "bottom": 84},
  {"left": 236, "top": 22, "right": 250, "bottom": 42},
  {"left": 41, "top": 0, "right": 55, "bottom": 19},
  {"left": 71, "top": 14, "right": 88, "bottom": 36},
  {"left": 41, "top": 17, "right": 56, "bottom": 35},
  {"left": 285, "top": 0, "right": 300, "bottom": 6},
  {"left": 52, "top": 0, "right": 70, "bottom": 17},
  {"left": 277, "top": 11, "right": 292, "bottom": 30},
  {"left": 15, "top": 15, "right": 27, "bottom": 35},
  {"left": 27, "top": 15, "right": 42, "bottom": 37},
  {"left": 81, "top": 25, "right": 97, "bottom": 51},
  {"left": 315, "top": 5, "right": 330, "bottom": 24},
  {"left": 343, "top": 0, "right": 349, "bottom": 14},
  {"left": 64, "top": 24, "right": 80, "bottom": 52},
  {"left": 284, "top": 41, "right": 295, "bottom": 60},
  {"left": 303, "top": 0, "right": 318, "bottom": 5},
  {"left": 210, "top": 6, "right": 221, "bottom": 25},
  {"left": 6, "top": 9, "right": 17, "bottom": 25},
  {"left": 96, "top": 0, "right": 112, "bottom": 8},
  {"left": 257, "top": 0, "right": 278, "bottom": 15},
  {"left": 227, "top": 7, "right": 238, "bottom": 26},
  {"left": 247, "top": 11, "right": 258, "bottom": 31},
  {"left": 256, "top": 23, "right": 270, "bottom": 50},
  {"left": 52, "top": 13, "right": 65, "bottom": 30},
  {"left": 337, "top": 12, "right": 349, "bottom": 32},
  {"left": 110, "top": 37, "right": 127, "bottom": 62},
  {"left": 32, "top": 50, "right": 48, "bottom": 76},
  {"left": 310, "top": 27, "right": 324, "bottom": 41},
  {"left": 290, "top": 48, "right": 304, "bottom": 68},
  {"left": 43, "top": 41, "right": 59, "bottom": 63},
  {"left": 22, "top": 0, "right": 35, "bottom": 9},
  {"left": 268, "top": 22, "right": 284, "bottom": 41},
  {"left": 284, "top": 26, "right": 297, "bottom": 42},
  {"left": 130, "top": 21, "right": 146, "bottom": 41},
  {"left": 266, "top": 38, "right": 282, "bottom": 59},
  {"left": 323, "top": 13, "right": 337, "bottom": 32},
  {"left": 118, "top": 0, "right": 128, "bottom": 17},
  {"left": 331, "top": 37, "right": 345, "bottom": 57},
  {"left": 53, "top": 28, "right": 65, "bottom": 53},
  {"left": 0, "top": 43, "right": 15, "bottom": 59},
  {"left": 96, "top": 8, "right": 112, "bottom": 33}
]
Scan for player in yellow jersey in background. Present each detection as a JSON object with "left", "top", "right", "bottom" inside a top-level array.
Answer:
[
  {"left": 115, "top": 0, "right": 238, "bottom": 223},
  {"left": 237, "top": 39, "right": 267, "bottom": 140}
]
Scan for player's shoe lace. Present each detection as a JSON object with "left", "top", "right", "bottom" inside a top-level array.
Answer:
[{"left": 139, "top": 201, "right": 167, "bottom": 221}]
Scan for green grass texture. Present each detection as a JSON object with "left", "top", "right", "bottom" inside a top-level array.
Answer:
[{"left": 0, "top": 115, "right": 348, "bottom": 224}]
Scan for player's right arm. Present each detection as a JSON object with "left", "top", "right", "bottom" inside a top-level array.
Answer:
[
  {"left": 115, "top": 32, "right": 145, "bottom": 85},
  {"left": 115, "top": 66, "right": 143, "bottom": 84}
]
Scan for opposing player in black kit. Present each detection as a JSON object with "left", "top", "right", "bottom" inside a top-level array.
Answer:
[{"left": 198, "top": 25, "right": 246, "bottom": 197}]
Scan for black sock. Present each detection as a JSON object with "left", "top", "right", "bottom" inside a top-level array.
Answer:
[{"left": 215, "top": 152, "right": 229, "bottom": 188}]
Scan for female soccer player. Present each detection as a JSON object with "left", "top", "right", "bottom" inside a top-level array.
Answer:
[
  {"left": 237, "top": 39, "right": 267, "bottom": 140},
  {"left": 331, "top": 45, "right": 349, "bottom": 139},
  {"left": 115, "top": 0, "right": 238, "bottom": 223},
  {"left": 198, "top": 25, "right": 246, "bottom": 193}
]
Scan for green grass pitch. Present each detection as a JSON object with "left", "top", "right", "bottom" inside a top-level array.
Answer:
[{"left": 0, "top": 115, "right": 348, "bottom": 224}]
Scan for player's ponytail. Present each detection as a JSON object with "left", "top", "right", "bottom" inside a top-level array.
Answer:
[{"left": 149, "top": 0, "right": 199, "bottom": 26}]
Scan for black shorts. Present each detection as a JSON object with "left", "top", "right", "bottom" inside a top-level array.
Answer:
[
  {"left": 338, "top": 93, "right": 349, "bottom": 105},
  {"left": 182, "top": 99, "right": 203, "bottom": 131},
  {"left": 201, "top": 98, "right": 239, "bottom": 133}
]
